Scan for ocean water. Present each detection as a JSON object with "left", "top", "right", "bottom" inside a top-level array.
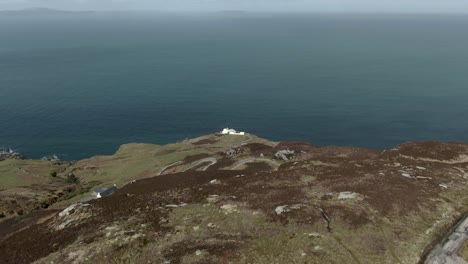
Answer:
[{"left": 1, "top": 13, "right": 468, "bottom": 160}]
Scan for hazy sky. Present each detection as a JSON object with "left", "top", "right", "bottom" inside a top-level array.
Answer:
[{"left": 1, "top": 0, "right": 468, "bottom": 13}]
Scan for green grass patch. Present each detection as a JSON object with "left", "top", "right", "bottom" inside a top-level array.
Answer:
[{"left": 0, "top": 159, "right": 61, "bottom": 188}]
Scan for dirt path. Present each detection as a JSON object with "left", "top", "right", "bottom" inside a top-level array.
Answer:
[
  {"left": 425, "top": 215, "right": 468, "bottom": 264},
  {"left": 158, "top": 161, "right": 183, "bottom": 175},
  {"left": 183, "top": 158, "right": 217, "bottom": 172},
  {"left": 230, "top": 158, "right": 280, "bottom": 170},
  {"left": 241, "top": 134, "right": 253, "bottom": 145}
]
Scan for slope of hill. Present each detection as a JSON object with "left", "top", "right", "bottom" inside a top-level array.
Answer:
[{"left": 0, "top": 133, "right": 467, "bottom": 263}]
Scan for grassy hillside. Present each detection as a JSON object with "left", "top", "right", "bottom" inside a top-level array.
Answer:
[
  {"left": 0, "top": 135, "right": 467, "bottom": 263},
  {"left": 67, "top": 133, "right": 274, "bottom": 187}
]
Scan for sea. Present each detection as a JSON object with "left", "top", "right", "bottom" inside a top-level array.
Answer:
[{"left": 1, "top": 12, "right": 468, "bottom": 160}]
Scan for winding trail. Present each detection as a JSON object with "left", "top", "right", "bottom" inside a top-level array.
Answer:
[
  {"left": 240, "top": 134, "right": 253, "bottom": 145},
  {"left": 158, "top": 161, "right": 183, "bottom": 175},
  {"left": 230, "top": 158, "right": 280, "bottom": 170},
  {"left": 425, "top": 215, "right": 468, "bottom": 264},
  {"left": 183, "top": 158, "right": 217, "bottom": 172}
]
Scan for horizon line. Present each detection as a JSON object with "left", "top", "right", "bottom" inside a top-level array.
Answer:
[{"left": 2, "top": 7, "right": 468, "bottom": 15}]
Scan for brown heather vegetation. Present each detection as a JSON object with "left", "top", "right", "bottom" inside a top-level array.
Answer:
[{"left": 0, "top": 134, "right": 467, "bottom": 264}]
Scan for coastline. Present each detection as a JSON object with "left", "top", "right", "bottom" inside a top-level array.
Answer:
[{"left": 0, "top": 133, "right": 468, "bottom": 263}]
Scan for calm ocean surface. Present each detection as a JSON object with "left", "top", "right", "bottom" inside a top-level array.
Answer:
[{"left": 1, "top": 13, "right": 468, "bottom": 160}]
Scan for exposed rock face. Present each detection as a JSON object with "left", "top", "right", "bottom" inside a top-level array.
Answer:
[
  {"left": 224, "top": 148, "right": 241, "bottom": 157},
  {"left": 58, "top": 204, "right": 79, "bottom": 217},
  {"left": 338, "top": 191, "right": 358, "bottom": 200},
  {"left": 274, "top": 149, "right": 295, "bottom": 161},
  {"left": 275, "top": 205, "right": 288, "bottom": 215}
]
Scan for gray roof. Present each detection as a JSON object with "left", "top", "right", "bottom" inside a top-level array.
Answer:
[{"left": 98, "top": 186, "right": 118, "bottom": 198}]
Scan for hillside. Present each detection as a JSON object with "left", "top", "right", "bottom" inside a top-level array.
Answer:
[{"left": 0, "top": 133, "right": 467, "bottom": 263}]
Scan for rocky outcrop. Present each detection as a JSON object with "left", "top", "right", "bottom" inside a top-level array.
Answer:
[
  {"left": 41, "top": 155, "right": 60, "bottom": 162},
  {"left": 224, "top": 148, "right": 242, "bottom": 157},
  {"left": 0, "top": 148, "right": 25, "bottom": 161},
  {"left": 274, "top": 149, "right": 295, "bottom": 161}
]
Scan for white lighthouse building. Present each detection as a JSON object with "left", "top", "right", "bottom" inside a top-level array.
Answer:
[{"left": 220, "top": 128, "right": 246, "bottom": 136}]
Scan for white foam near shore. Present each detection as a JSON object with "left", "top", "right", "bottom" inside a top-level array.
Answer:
[{"left": 0, "top": 148, "right": 19, "bottom": 158}]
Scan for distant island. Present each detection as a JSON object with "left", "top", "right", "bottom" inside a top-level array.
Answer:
[{"left": 0, "top": 7, "right": 94, "bottom": 15}]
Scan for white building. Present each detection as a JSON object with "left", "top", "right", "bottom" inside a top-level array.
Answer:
[
  {"left": 93, "top": 184, "right": 118, "bottom": 199},
  {"left": 221, "top": 128, "right": 246, "bottom": 136}
]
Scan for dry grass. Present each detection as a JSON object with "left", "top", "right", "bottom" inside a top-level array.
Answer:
[
  {"left": 460, "top": 240, "right": 468, "bottom": 261},
  {"left": 1, "top": 137, "right": 468, "bottom": 264}
]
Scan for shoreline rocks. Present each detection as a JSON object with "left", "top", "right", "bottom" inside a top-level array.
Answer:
[
  {"left": 0, "top": 148, "right": 25, "bottom": 161},
  {"left": 41, "top": 155, "right": 60, "bottom": 162}
]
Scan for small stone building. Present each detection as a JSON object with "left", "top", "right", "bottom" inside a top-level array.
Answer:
[{"left": 93, "top": 184, "right": 118, "bottom": 199}]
